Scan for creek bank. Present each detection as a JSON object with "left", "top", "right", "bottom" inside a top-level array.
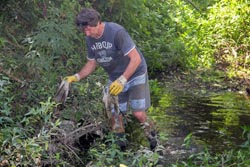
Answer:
[{"left": 154, "top": 69, "right": 249, "bottom": 95}]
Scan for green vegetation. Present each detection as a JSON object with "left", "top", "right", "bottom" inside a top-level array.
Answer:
[
  {"left": 1, "top": 0, "right": 250, "bottom": 166},
  {"left": 175, "top": 126, "right": 250, "bottom": 167}
]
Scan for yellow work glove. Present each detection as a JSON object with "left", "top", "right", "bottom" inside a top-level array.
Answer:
[
  {"left": 109, "top": 75, "right": 127, "bottom": 96},
  {"left": 64, "top": 74, "right": 80, "bottom": 83}
]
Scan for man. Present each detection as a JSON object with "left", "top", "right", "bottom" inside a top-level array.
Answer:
[{"left": 64, "top": 8, "right": 157, "bottom": 150}]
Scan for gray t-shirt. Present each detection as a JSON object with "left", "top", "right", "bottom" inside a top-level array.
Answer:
[{"left": 86, "top": 22, "right": 147, "bottom": 81}]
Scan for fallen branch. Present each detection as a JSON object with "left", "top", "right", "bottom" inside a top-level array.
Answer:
[
  {"left": 63, "top": 144, "right": 85, "bottom": 165},
  {"left": 64, "top": 122, "right": 103, "bottom": 144}
]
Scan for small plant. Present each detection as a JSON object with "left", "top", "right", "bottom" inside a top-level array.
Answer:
[
  {"left": 176, "top": 128, "right": 250, "bottom": 167},
  {"left": 130, "top": 146, "right": 161, "bottom": 167},
  {"left": 86, "top": 132, "right": 161, "bottom": 167},
  {"left": 87, "top": 133, "right": 128, "bottom": 166},
  {"left": 0, "top": 75, "right": 14, "bottom": 127},
  {"left": 240, "top": 125, "right": 250, "bottom": 149},
  {"left": 182, "top": 133, "right": 193, "bottom": 149}
]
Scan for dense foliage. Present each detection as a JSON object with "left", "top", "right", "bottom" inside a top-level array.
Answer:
[{"left": 1, "top": 0, "right": 250, "bottom": 166}]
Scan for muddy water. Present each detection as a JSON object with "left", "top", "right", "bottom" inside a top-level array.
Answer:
[{"left": 149, "top": 87, "right": 250, "bottom": 153}]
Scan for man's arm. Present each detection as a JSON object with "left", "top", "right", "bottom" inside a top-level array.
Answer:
[
  {"left": 109, "top": 48, "right": 141, "bottom": 95},
  {"left": 122, "top": 48, "right": 141, "bottom": 80},
  {"left": 77, "top": 59, "right": 97, "bottom": 80}
]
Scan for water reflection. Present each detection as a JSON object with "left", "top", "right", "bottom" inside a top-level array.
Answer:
[{"left": 149, "top": 87, "right": 250, "bottom": 152}]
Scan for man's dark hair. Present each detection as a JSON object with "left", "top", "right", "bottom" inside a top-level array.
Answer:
[{"left": 75, "top": 8, "right": 101, "bottom": 27}]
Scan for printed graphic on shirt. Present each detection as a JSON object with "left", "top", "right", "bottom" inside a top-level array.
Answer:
[
  {"left": 96, "top": 50, "right": 112, "bottom": 66},
  {"left": 91, "top": 41, "right": 112, "bottom": 50}
]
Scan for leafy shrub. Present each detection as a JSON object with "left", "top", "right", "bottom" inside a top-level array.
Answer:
[
  {"left": 22, "top": 0, "right": 83, "bottom": 79},
  {"left": 181, "top": 0, "right": 250, "bottom": 75},
  {"left": 0, "top": 97, "right": 61, "bottom": 166}
]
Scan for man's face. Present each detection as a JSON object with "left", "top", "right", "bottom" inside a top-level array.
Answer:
[
  {"left": 77, "top": 21, "right": 100, "bottom": 38},
  {"left": 82, "top": 24, "right": 99, "bottom": 38}
]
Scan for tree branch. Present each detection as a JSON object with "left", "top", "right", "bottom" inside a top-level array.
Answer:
[{"left": 184, "top": 0, "right": 201, "bottom": 12}]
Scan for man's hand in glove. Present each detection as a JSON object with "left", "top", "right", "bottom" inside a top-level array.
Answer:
[
  {"left": 109, "top": 75, "right": 127, "bottom": 96},
  {"left": 64, "top": 74, "right": 80, "bottom": 83}
]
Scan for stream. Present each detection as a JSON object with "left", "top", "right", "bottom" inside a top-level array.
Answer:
[{"left": 148, "top": 85, "right": 250, "bottom": 164}]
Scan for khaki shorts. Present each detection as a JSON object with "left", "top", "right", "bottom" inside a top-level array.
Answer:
[{"left": 108, "top": 73, "right": 151, "bottom": 114}]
